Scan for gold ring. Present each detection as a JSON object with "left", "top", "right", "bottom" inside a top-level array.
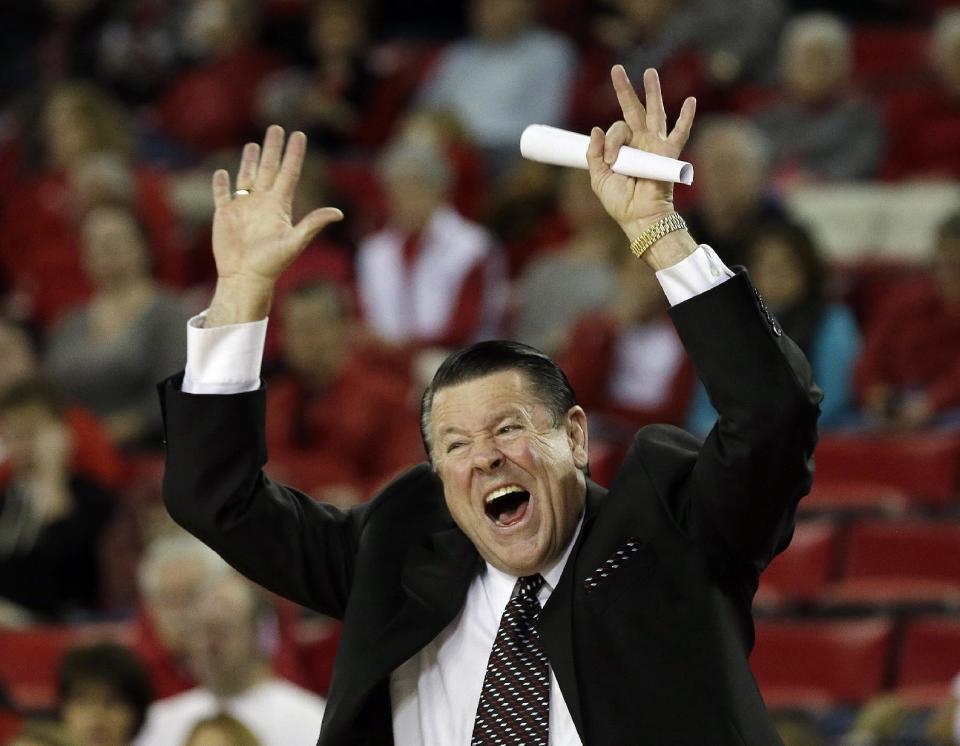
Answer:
[{"left": 233, "top": 188, "right": 252, "bottom": 197}]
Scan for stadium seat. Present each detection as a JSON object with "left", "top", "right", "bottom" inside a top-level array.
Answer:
[
  {"left": 813, "top": 434, "right": 960, "bottom": 508},
  {"left": 800, "top": 479, "right": 909, "bottom": 515},
  {"left": 756, "top": 522, "right": 842, "bottom": 605},
  {"left": 894, "top": 617, "right": 960, "bottom": 707},
  {"left": 822, "top": 521, "right": 960, "bottom": 607},
  {"left": 751, "top": 619, "right": 896, "bottom": 708},
  {"left": 852, "top": 27, "right": 931, "bottom": 93}
]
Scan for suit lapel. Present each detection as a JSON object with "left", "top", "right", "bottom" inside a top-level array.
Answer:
[{"left": 538, "top": 480, "right": 606, "bottom": 743}]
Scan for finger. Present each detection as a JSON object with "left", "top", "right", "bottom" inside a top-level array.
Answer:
[
  {"left": 667, "top": 96, "right": 697, "bottom": 151},
  {"left": 212, "top": 169, "right": 231, "bottom": 209},
  {"left": 586, "top": 126, "right": 612, "bottom": 189},
  {"left": 604, "top": 121, "right": 632, "bottom": 165},
  {"left": 275, "top": 130, "right": 307, "bottom": 208},
  {"left": 611, "top": 64, "right": 646, "bottom": 134},
  {"left": 292, "top": 206, "right": 345, "bottom": 249},
  {"left": 254, "top": 124, "right": 285, "bottom": 191},
  {"left": 235, "top": 142, "right": 260, "bottom": 191},
  {"left": 644, "top": 68, "right": 667, "bottom": 138}
]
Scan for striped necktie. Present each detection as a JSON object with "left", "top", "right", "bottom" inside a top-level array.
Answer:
[{"left": 471, "top": 574, "right": 550, "bottom": 745}]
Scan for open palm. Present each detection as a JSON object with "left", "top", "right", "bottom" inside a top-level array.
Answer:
[
  {"left": 211, "top": 125, "right": 343, "bottom": 285},
  {"left": 587, "top": 66, "right": 696, "bottom": 238}
]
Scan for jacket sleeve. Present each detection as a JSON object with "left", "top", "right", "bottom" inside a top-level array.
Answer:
[
  {"left": 158, "top": 373, "right": 372, "bottom": 617},
  {"left": 662, "top": 270, "right": 822, "bottom": 581}
]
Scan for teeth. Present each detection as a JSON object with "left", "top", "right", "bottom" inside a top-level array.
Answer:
[{"left": 485, "top": 485, "right": 525, "bottom": 504}]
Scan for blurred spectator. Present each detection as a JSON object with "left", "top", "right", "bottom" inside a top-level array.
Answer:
[
  {"left": 265, "top": 279, "right": 419, "bottom": 504},
  {"left": 684, "top": 115, "right": 787, "bottom": 267},
  {"left": 571, "top": 0, "right": 785, "bottom": 132},
  {"left": 884, "top": 10, "right": 960, "bottom": 179},
  {"left": 184, "top": 713, "right": 261, "bottom": 746},
  {"left": 356, "top": 137, "right": 507, "bottom": 348},
  {"left": 0, "top": 380, "right": 115, "bottom": 620},
  {"left": 45, "top": 205, "right": 190, "bottom": 450},
  {"left": 256, "top": 0, "right": 376, "bottom": 150},
  {"left": 558, "top": 252, "right": 694, "bottom": 436},
  {"left": 135, "top": 573, "right": 326, "bottom": 746},
  {"left": 394, "top": 108, "right": 489, "bottom": 221},
  {"left": 512, "top": 170, "right": 620, "bottom": 355},
  {"left": 59, "top": 642, "right": 152, "bottom": 746},
  {"left": 687, "top": 220, "right": 861, "bottom": 436},
  {"left": 0, "top": 82, "right": 184, "bottom": 327},
  {"left": 772, "top": 713, "right": 825, "bottom": 746},
  {"left": 0, "top": 318, "right": 126, "bottom": 491},
  {"left": 855, "top": 211, "right": 960, "bottom": 430},
  {"left": 153, "top": 0, "right": 282, "bottom": 156},
  {"left": 10, "top": 721, "right": 80, "bottom": 746},
  {"left": 134, "top": 534, "right": 230, "bottom": 699},
  {"left": 754, "top": 13, "right": 885, "bottom": 183},
  {"left": 418, "top": 0, "right": 575, "bottom": 174}
]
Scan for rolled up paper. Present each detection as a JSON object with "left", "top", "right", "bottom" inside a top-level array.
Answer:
[{"left": 519, "top": 124, "right": 694, "bottom": 185}]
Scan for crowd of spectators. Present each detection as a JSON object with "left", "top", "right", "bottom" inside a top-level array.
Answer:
[{"left": 2, "top": 0, "right": 960, "bottom": 744}]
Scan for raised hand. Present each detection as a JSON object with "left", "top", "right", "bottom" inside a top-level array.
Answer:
[
  {"left": 206, "top": 126, "right": 343, "bottom": 326},
  {"left": 586, "top": 66, "right": 696, "bottom": 254}
]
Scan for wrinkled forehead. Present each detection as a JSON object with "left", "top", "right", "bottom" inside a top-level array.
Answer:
[{"left": 430, "top": 370, "right": 550, "bottom": 434}]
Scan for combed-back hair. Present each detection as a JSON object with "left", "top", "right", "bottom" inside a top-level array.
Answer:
[{"left": 419, "top": 340, "right": 578, "bottom": 461}]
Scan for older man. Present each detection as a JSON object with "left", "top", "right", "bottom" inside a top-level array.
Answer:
[{"left": 159, "top": 67, "right": 820, "bottom": 744}]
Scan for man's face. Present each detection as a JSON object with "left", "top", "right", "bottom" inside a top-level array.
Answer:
[
  {"left": 62, "top": 680, "right": 137, "bottom": 746},
  {"left": 144, "top": 560, "right": 209, "bottom": 657},
  {"left": 188, "top": 582, "right": 260, "bottom": 695},
  {"left": 430, "top": 370, "right": 588, "bottom": 576}
]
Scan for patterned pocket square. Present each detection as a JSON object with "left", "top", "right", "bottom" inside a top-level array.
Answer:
[{"left": 583, "top": 537, "right": 649, "bottom": 593}]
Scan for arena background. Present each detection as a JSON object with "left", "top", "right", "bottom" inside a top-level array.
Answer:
[{"left": 0, "top": 0, "right": 959, "bottom": 744}]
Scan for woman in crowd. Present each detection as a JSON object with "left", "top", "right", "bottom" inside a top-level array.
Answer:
[
  {"left": 45, "top": 205, "right": 191, "bottom": 450},
  {"left": 687, "top": 218, "right": 860, "bottom": 436}
]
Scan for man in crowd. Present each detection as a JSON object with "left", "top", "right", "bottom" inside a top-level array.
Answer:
[
  {"left": 135, "top": 572, "right": 326, "bottom": 746},
  {"left": 159, "top": 66, "right": 819, "bottom": 744}
]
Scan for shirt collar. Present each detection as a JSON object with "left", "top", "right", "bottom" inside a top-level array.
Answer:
[{"left": 481, "top": 511, "right": 585, "bottom": 606}]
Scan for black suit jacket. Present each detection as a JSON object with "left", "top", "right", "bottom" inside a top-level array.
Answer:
[{"left": 158, "top": 271, "right": 821, "bottom": 745}]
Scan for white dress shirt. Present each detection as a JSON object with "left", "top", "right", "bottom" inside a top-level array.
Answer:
[{"left": 179, "top": 244, "right": 733, "bottom": 744}]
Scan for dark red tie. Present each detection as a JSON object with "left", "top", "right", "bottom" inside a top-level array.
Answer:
[{"left": 471, "top": 574, "right": 550, "bottom": 745}]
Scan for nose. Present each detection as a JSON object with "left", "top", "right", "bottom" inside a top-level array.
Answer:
[{"left": 472, "top": 437, "right": 504, "bottom": 473}]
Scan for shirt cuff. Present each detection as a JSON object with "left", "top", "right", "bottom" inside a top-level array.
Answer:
[
  {"left": 655, "top": 244, "right": 734, "bottom": 307},
  {"left": 182, "top": 310, "right": 267, "bottom": 395}
]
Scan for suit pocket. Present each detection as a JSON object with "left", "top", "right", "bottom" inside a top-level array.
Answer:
[{"left": 582, "top": 537, "right": 658, "bottom": 613}]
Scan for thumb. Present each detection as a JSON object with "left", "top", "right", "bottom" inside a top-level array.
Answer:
[{"left": 292, "top": 206, "right": 345, "bottom": 248}]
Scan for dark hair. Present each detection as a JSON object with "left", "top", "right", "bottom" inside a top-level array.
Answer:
[
  {"left": 419, "top": 340, "right": 577, "bottom": 461},
  {"left": 749, "top": 218, "right": 827, "bottom": 306},
  {"left": 937, "top": 210, "right": 960, "bottom": 243},
  {"left": 58, "top": 642, "right": 153, "bottom": 738}
]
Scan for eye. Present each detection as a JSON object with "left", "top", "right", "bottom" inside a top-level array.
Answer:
[
  {"left": 497, "top": 424, "right": 519, "bottom": 435},
  {"left": 446, "top": 441, "right": 465, "bottom": 453}
]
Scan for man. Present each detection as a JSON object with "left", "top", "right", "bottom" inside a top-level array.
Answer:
[
  {"left": 159, "top": 66, "right": 820, "bottom": 744},
  {"left": 135, "top": 572, "right": 326, "bottom": 746}
]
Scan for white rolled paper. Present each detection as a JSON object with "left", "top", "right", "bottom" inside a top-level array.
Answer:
[{"left": 519, "top": 124, "right": 694, "bottom": 185}]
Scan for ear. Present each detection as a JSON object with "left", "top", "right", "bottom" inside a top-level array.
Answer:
[{"left": 564, "top": 406, "right": 589, "bottom": 470}]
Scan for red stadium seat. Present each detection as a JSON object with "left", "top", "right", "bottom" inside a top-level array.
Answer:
[
  {"left": 814, "top": 434, "right": 960, "bottom": 508},
  {"left": 893, "top": 617, "right": 960, "bottom": 706},
  {"left": 756, "top": 522, "right": 842, "bottom": 605},
  {"left": 0, "top": 623, "right": 132, "bottom": 711},
  {"left": 752, "top": 619, "right": 896, "bottom": 708},
  {"left": 800, "top": 479, "right": 909, "bottom": 515},
  {"left": 823, "top": 522, "right": 960, "bottom": 607},
  {"left": 852, "top": 27, "right": 932, "bottom": 93}
]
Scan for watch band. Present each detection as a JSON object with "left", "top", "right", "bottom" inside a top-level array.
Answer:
[{"left": 629, "top": 212, "right": 688, "bottom": 259}]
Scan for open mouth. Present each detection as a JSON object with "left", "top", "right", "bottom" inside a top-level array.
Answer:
[{"left": 484, "top": 485, "right": 531, "bottom": 527}]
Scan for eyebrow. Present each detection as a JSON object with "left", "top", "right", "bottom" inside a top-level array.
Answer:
[{"left": 438, "top": 408, "right": 525, "bottom": 438}]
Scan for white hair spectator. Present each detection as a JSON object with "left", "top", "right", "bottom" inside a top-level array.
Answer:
[
  {"left": 781, "top": 12, "right": 851, "bottom": 72},
  {"left": 137, "top": 533, "right": 230, "bottom": 600}
]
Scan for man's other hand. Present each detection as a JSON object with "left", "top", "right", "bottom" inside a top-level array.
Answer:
[{"left": 206, "top": 126, "right": 344, "bottom": 326}]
